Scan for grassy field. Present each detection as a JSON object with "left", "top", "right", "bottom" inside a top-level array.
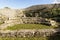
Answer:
[
  {"left": 6, "top": 24, "right": 56, "bottom": 30},
  {"left": 0, "top": 37, "right": 47, "bottom": 40}
]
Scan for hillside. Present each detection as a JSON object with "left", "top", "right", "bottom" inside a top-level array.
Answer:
[
  {"left": 24, "top": 4, "right": 60, "bottom": 22},
  {"left": 0, "top": 4, "right": 60, "bottom": 30},
  {"left": 0, "top": 4, "right": 60, "bottom": 40},
  {"left": 25, "top": 4, "right": 60, "bottom": 11}
]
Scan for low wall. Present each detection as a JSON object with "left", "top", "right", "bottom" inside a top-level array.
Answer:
[
  {"left": 22, "top": 17, "right": 46, "bottom": 24},
  {"left": 0, "top": 29, "right": 60, "bottom": 37}
]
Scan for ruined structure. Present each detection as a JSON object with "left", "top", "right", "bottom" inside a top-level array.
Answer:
[
  {"left": 0, "top": 7, "right": 47, "bottom": 24},
  {"left": 0, "top": 6, "right": 58, "bottom": 29},
  {"left": 0, "top": 7, "right": 25, "bottom": 24},
  {"left": 0, "top": 29, "right": 60, "bottom": 37}
]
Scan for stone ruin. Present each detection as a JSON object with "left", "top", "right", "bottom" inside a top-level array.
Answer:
[
  {"left": 0, "top": 29, "right": 60, "bottom": 38},
  {"left": 0, "top": 7, "right": 58, "bottom": 27},
  {"left": 0, "top": 7, "right": 25, "bottom": 24}
]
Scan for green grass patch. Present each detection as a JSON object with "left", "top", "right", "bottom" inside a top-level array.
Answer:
[
  {"left": 0, "top": 22, "right": 4, "bottom": 25},
  {"left": 6, "top": 24, "right": 55, "bottom": 30},
  {"left": 0, "top": 37, "right": 47, "bottom": 40}
]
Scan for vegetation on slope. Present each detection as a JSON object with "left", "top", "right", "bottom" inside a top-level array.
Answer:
[{"left": 24, "top": 4, "right": 60, "bottom": 23}]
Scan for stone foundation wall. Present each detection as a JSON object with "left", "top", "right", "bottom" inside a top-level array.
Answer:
[
  {"left": 22, "top": 17, "right": 46, "bottom": 24},
  {"left": 0, "top": 29, "right": 60, "bottom": 37}
]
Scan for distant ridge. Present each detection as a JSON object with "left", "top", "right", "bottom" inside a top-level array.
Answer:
[{"left": 25, "top": 4, "right": 60, "bottom": 11}]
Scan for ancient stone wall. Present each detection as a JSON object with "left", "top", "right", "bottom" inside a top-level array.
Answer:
[
  {"left": 0, "top": 7, "right": 58, "bottom": 26},
  {"left": 0, "top": 29, "right": 60, "bottom": 37},
  {"left": 21, "top": 17, "right": 46, "bottom": 24}
]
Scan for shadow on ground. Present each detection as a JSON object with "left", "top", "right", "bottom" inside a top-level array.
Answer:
[{"left": 48, "top": 25, "right": 60, "bottom": 40}]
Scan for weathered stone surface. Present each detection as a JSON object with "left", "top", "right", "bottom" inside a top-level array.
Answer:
[{"left": 0, "top": 29, "right": 59, "bottom": 37}]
